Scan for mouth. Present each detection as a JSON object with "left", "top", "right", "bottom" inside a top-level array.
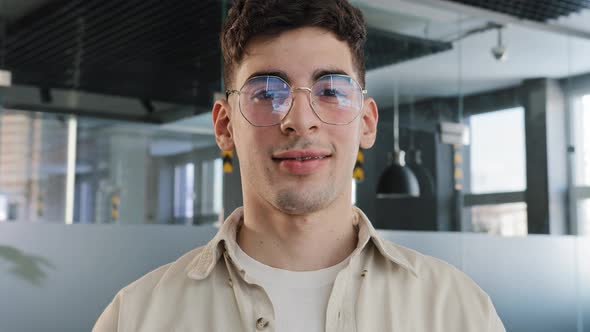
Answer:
[
  {"left": 272, "top": 155, "right": 330, "bottom": 161},
  {"left": 272, "top": 150, "right": 332, "bottom": 161},
  {"left": 272, "top": 150, "right": 332, "bottom": 174}
]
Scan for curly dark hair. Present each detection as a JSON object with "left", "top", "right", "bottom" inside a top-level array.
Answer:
[{"left": 220, "top": 0, "right": 367, "bottom": 89}]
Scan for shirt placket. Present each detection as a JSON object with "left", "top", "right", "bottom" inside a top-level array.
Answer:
[
  {"left": 325, "top": 253, "right": 364, "bottom": 332},
  {"left": 223, "top": 250, "right": 276, "bottom": 332}
]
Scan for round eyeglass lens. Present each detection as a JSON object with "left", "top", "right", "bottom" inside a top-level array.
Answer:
[
  {"left": 239, "top": 76, "right": 292, "bottom": 126},
  {"left": 311, "top": 75, "right": 363, "bottom": 124}
]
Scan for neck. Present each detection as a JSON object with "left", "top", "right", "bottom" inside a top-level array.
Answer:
[{"left": 237, "top": 195, "right": 358, "bottom": 271}]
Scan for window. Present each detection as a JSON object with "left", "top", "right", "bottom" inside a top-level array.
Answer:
[
  {"left": 471, "top": 202, "right": 527, "bottom": 236},
  {"left": 351, "top": 179, "right": 357, "bottom": 205},
  {"left": 200, "top": 158, "right": 223, "bottom": 217},
  {"left": 469, "top": 107, "right": 527, "bottom": 194},
  {"left": 579, "top": 198, "right": 590, "bottom": 236},
  {"left": 0, "top": 110, "right": 68, "bottom": 223},
  {"left": 571, "top": 94, "right": 590, "bottom": 235},
  {"left": 466, "top": 107, "right": 527, "bottom": 236},
  {"left": 173, "top": 163, "right": 195, "bottom": 221},
  {"left": 0, "top": 194, "right": 7, "bottom": 222},
  {"left": 574, "top": 95, "right": 590, "bottom": 187}
]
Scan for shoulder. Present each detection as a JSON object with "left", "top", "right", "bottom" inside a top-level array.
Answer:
[
  {"left": 93, "top": 246, "right": 209, "bottom": 331},
  {"left": 118, "top": 245, "right": 207, "bottom": 299},
  {"left": 99, "top": 245, "right": 211, "bottom": 321},
  {"left": 365, "top": 239, "right": 505, "bottom": 331},
  {"left": 93, "top": 244, "right": 234, "bottom": 331},
  {"left": 380, "top": 239, "right": 495, "bottom": 310}
]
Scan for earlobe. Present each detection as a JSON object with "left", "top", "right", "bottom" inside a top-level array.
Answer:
[
  {"left": 359, "top": 98, "right": 378, "bottom": 149},
  {"left": 212, "top": 99, "right": 235, "bottom": 151}
]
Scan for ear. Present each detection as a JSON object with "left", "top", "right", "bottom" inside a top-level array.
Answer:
[
  {"left": 212, "top": 98, "right": 235, "bottom": 151},
  {"left": 359, "top": 97, "right": 378, "bottom": 149}
]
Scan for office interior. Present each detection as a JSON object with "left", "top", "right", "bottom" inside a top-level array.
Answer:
[{"left": 0, "top": 0, "right": 589, "bottom": 331}]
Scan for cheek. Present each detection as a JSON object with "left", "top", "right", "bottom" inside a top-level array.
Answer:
[
  {"left": 233, "top": 127, "right": 274, "bottom": 166},
  {"left": 332, "top": 127, "right": 361, "bottom": 167},
  {"left": 334, "top": 124, "right": 361, "bottom": 148}
]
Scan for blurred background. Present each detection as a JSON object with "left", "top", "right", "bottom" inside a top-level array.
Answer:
[{"left": 0, "top": 0, "right": 589, "bottom": 331}]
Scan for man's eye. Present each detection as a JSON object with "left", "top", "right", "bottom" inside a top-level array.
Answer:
[
  {"left": 320, "top": 89, "right": 345, "bottom": 97},
  {"left": 252, "top": 90, "right": 274, "bottom": 101}
]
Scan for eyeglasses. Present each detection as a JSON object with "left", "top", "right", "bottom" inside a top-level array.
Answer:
[{"left": 226, "top": 74, "right": 367, "bottom": 127}]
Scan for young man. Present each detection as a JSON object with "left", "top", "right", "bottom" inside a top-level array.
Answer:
[{"left": 94, "top": 0, "right": 505, "bottom": 331}]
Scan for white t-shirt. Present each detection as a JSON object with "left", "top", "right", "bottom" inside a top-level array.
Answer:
[{"left": 235, "top": 244, "right": 349, "bottom": 332}]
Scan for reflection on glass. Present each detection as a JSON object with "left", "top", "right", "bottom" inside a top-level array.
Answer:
[
  {"left": 174, "top": 163, "right": 195, "bottom": 222},
  {"left": 0, "top": 110, "right": 68, "bottom": 223},
  {"left": 0, "top": 194, "right": 7, "bottom": 221},
  {"left": 574, "top": 95, "right": 590, "bottom": 186},
  {"left": 213, "top": 159, "right": 223, "bottom": 215},
  {"left": 199, "top": 158, "right": 223, "bottom": 224},
  {"left": 579, "top": 198, "right": 590, "bottom": 236},
  {"left": 469, "top": 107, "right": 526, "bottom": 194},
  {"left": 351, "top": 179, "right": 356, "bottom": 205},
  {"left": 471, "top": 202, "right": 527, "bottom": 236},
  {"left": 75, "top": 116, "right": 219, "bottom": 225}
]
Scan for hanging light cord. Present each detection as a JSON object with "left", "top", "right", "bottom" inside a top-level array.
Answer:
[
  {"left": 409, "top": 94, "right": 415, "bottom": 150},
  {"left": 393, "top": 79, "right": 400, "bottom": 153}
]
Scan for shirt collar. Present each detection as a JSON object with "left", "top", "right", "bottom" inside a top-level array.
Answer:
[{"left": 186, "top": 206, "right": 418, "bottom": 280}]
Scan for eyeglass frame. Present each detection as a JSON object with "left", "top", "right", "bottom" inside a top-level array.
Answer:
[{"left": 225, "top": 74, "right": 368, "bottom": 127}]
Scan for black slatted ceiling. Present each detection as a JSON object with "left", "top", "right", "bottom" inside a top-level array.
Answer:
[
  {"left": 2, "top": 0, "right": 453, "bottom": 119},
  {"left": 6, "top": 0, "right": 223, "bottom": 107},
  {"left": 365, "top": 28, "right": 452, "bottom": 70},
  {"left": 448, "top": 0, "right": 590, "bottom": 22}
]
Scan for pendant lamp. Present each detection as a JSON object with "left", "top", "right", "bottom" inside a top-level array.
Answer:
[{"left": 377, "top": 80, "right": 420, "bottom": 198}]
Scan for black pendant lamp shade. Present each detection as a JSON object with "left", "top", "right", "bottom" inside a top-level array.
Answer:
[
  {"left": 377, "top": 81, "right": 420, "bottom": 198},
  {"left": 377, "top": 150, "right": 420, "bottom": 198}
]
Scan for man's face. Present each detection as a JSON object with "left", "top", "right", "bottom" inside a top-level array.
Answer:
[{"left": 214, "top": 27, "right": 378, "bottom": 215}]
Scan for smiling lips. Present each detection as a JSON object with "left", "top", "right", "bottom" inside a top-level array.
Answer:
[{"left": 272, "top": 149, "right": 331, "bottom": 175}]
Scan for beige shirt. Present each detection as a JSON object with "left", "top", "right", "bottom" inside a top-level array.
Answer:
[{"left": 93, "top": 207, "right": 506, "bottom": 332}]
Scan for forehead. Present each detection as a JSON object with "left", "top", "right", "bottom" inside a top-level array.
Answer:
[{"left": 234, "top": 27, "right": 357, "bottom": 87}]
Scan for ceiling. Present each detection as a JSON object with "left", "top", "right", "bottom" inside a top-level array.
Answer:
[
  {"left": 3, "top": 0, "right": 223, "bottom": 107},
  {"left": 358, "top": 0, "right": 590, "bottom": 108},
  {"left": 1, "top": 0, "right": 590, "bottom": 119},
  {"left": 0, "top": 0, "right": 451, "bottom": 119},
  {"left": 448, "top": 0, "right": 590, "bottom": 22}
]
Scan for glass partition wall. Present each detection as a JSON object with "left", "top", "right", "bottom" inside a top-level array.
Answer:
[{"left": 0, "top": 110, "right": 221, "bottom": 225}]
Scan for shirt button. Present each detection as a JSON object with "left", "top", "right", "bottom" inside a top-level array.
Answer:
[
  {"left": 256, "top": 317, "right": 269, "bottom": 330},
  {"left": 361, "top": 269, "right": 368, "bottom": 277}
]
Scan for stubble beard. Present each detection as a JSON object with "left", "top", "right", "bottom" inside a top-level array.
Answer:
[{"left": 273, "top": 180, "right": 338, "bottom": 215}]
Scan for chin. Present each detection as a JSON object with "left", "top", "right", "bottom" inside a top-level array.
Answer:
[{"left": 273, "top": 188, "right": 334, "bottom": 215}]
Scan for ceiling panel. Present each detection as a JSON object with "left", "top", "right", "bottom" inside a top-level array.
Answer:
[
  {"left": 447, "top": 0, "right": 590, "bottom": 22},
  {"left": 5, "top": 0, "right": 223, "bottom": 108}
]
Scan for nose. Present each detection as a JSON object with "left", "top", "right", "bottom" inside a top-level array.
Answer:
[{"left": 279, "top": 88, "right": 321, "bottom": 135}]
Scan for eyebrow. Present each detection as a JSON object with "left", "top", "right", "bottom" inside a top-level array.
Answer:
[
  {"left": 311, "top": 68, "right": 350, "bottom": 81},
  {"left": 244, "top": 67, "right": 352, "bottom": 85},
  {"left": 245, "top": 70, "right": 290, "bottom": 83}
]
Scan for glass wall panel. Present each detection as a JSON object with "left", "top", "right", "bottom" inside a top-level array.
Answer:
[
  {"left": 574, "top": 95, "right": 590, "bottom": 187},
  {"left": 469, "top": 107, "right": 526, "bottom": 194},
  {"left": 578, "top": 198, "right": 590, "bottom": 236},
  {"left": 75, "top": 116, "right": 219, "bottom": 225},
  {"left": 470, "top": 202, "right": 528, "bottom": 236},
  {"left": 0, "top": 109, "right": 68, "bottom": 223}
]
